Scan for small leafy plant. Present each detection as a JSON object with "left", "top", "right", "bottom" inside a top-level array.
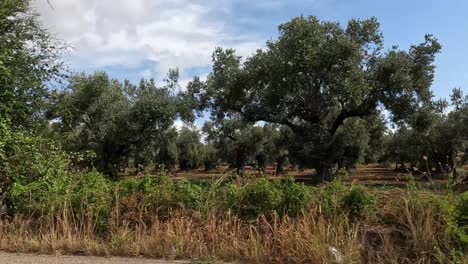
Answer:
[{"left": 341, "top": 186, "right": 374, "bottom": 219}]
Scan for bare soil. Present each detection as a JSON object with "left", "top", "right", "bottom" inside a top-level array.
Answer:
[
  {"left": 127, "top": 163, "right": 468, "bottom": 189},
  {"left": 0, "top": 252, "right": 189, "bottom": 264}
]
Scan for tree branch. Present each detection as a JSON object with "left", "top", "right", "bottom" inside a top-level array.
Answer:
[
  {"left": 329, "top": 106, "right": 369, "bottom": 136},
  {"left": 46, "top": 0, "right": 54, "bottom": 10}
]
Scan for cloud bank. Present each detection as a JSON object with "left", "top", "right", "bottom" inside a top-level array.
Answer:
[{"left": 33, "top": 0, "right": 266, "bottom": 81}]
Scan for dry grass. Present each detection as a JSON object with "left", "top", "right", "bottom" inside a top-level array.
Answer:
[
  {"left": 0, "top": 189, "right": 465, "bottom": 264},
  {"left": 0, "top": 210, "right": 361, "bottom": 263}
]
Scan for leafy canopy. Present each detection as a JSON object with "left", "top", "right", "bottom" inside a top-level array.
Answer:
[
  {"left": 0, "top": 0, "right": 66, "bottom": 127},
  {"left": 203, "top": 16, "right": 441, "bottom": 177}
]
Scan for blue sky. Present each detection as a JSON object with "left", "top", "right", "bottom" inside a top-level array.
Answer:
[{"left": 36, "top": 0, "right": 467, "bottom": 109}]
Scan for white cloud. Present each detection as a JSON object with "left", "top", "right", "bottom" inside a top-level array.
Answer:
[
  {"left": 33, "top": 0, "right": 263, "bottom": 80},
  {"left": 173, "top": 119, "right": 184, "bottom": 131},
  {"left": 139, "top": 68, "right": 154, "bottom": 80}
]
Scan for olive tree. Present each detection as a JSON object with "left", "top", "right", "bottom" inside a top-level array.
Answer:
[
  {"left": 383, "top": 88, "right": 467, "bottom": 179},
  {"left": 154, "top": 127, "right": 179, "bottom": 172},
  {"left": 202, "top": 16, "right": 441, "bottom": 180},
  {"left": 49, "top": 70, "right": 197, "bottom": 177},
  {"left": 176, "top": 127, "right": 204, "bottom": 171}
]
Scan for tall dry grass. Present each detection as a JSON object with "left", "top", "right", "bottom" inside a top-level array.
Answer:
[
  {"left": 0, "top": 209, "right": 361, "bottom": 263},
  {"left": 0, "top": 188, "right": 465, "bottom": 263}
]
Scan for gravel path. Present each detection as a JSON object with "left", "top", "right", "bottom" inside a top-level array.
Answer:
[{"left": 0, "top": 252, "right": 190, "bottom": 264}]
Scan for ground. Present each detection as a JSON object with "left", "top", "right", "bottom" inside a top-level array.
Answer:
[
  {"left": 132, "top": 163, "right": 468, "bottom": 189},
  {"left": 0, "top": 252, "right": 189, "bottom": 264}
]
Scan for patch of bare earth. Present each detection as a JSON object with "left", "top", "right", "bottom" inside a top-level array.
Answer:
[{"left": 0, "top": 252, "right": 188, "bottom": 264}]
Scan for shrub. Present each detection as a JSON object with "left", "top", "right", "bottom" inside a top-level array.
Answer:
[
  {"left": 216, "top": 183, "right": 241, "bottom": 212},
  {"left": 341, "top": 185, "right": 374, "bottom": 219},
  {"left": 140, "top": 174, "right": 174, "bottom": 209},
  {"left": 280, "top": 178, "right": 311, "bottom": 215},
  {"left": 454, "top": 192, "right": 468, "bottom": 228},
  {"left": 334, "top": 167, "right": 349, "bottom": 178},
  {"left": 117, "top": 174, "right": 174, "bottom": 215},
  {"left": 173, "top": 181, "right": 206, "bottom": 210},
  {"left": 117, "top": 174, "right": 172, "bottom": 196},
  {"left": 0, "top": 120, "right": 75, "bottom": 215},
  {"left": 379, "top": 189, "right": 457, "bottom": 257},
  {"left": 316, "top": 179, "right": 346, "bottom": 216},
  {"left": 1, "top": 122, "right": 68, "bottom": 182},
  {"left": 453, "top": 192, "right": 468, "bottom": 247},
  {"left": 9, "top": 169, "right": 71, "bottom": 215},
  {"left": 71, "top": 171, "right": 112, "bottom": 223},
  {"left": 241, "top": 179, "right": 283, "bottom": 217}
]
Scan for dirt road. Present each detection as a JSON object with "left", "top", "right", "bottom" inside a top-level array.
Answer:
[{"left": 0, "top": 252, "right": 189, "bottom": 264}]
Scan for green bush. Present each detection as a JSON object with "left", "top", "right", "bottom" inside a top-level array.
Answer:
[
  {"left": 453, "top": 192, "right": 468, "bottom": 247},
  {"left": 216, "top": 183, "right": 241, "bottom": 212},
  {"left": 241, "top": 179, "right": 283, "bottom": 217},
  {"left": 213, "top": 180, "right": 312, "bottom": 217},
  {"left": 334, "top": 167, "right": 349, "bottom": 178},
  {"left": 340, "top": 185, "right": 374, "bottom": 219},
  {"left": 4, "top": 131, "right": 72, "bottom": 215},
  {"left": 1, "top": 120, "right": 69, "bottom": 183},
  {"left": 316, "top": 179, "right": 346, "bottom": 216},
  {"left": 9, "top": 169, "right": 71, "bottom": 215},
  {"left": 280, "top": 178, "right": 311, "bottom": 215},
  {"left": 117, "top": 174, "right": 174, "bottom": 214},
  {"left": 174, "top": 181, "right": 206, "bottom": 210},
  {"left": 71, "top": 171, "right": 112, "bottom": 221},
  {"left": 454, "top": 192, "right": 468, "bottom": 227}
]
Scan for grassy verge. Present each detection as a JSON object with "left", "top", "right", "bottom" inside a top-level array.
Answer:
[{"left": 0, "top": 173, "right": 466, "bottom": 263}]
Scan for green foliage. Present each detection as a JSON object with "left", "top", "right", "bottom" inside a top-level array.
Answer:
[
  {"left": 112, "top": 176, "right": 321, "bottom": 217},
  {"left": 316, "top": 179, "right": 346, "bottom": 216},
  {"left": 228, "top": 179, "right": 313, "bottom": 217},
  {"left": 202, "top": 144, "right": 219, "bottom": 171},
  {"left": 50, "top": 72, "right": 132, "bottom": 176},
  {"left": 71, "top": 171, "right": 112, "bottom": 221},
  {"left": 334, "top": 168, "right": 349, "bottom": 179},
  {"left": 315, "top": 183, "right": 374, "bottom": 220},
  {"left": 155, "top": 128, "right": 179, "bottom": 172},
  {"left": 454, "top": 192, "right": 468, "bottom": 229},
  {"left": 0, "top": 119, "right": 72, "bottom": 215},
  {"left": 174, "top": 181, "right": 205, "bottom": 210},
  {"left": 0, "top": 0, "right": 66, "bottom": 128},
  {"left": 203, "top": 120, "right": 291, "bottom": 174},
  {"left": 340, "top": 186, "right": 374, "bottom": 219},
  {"left": 453, "top": 192, "right": 468, "bottom": 247},
  {"left": 216, "top": 184, "right": 241, "bottom": 211},
  {"left": 117, "top": 174, "right": 174, "bottom": 214},
  {"left": 9, "top": 168, "right": 70, "bottom": 215},
  {"left": 333, "top": 116, "right": 386, "bottom": 168},
  {"left": 0, "top": 120, "right": 68, "bottom": 185},
  {"left": 176, "top": 127, "right": 204, "bottom": 171},
  {"left": 4, "top": 135, "right": 111, "bottom": 218},
  {"left": 49, "top": 71, "right": 201, "bottom": 177},
  {"left": 392, "top": 189, "right": 462, "bottom": 254},
  {"left": 241, "top": 179, "right": 283, "bottom": 217},
  {"left": 203, "top": 16, "right": 441, "bottom": 178},
  {"left": 280, "top": 178, "right": 311, "bottom": 215},
  {"left": 381, "top": 88, "right": 468, "bottom": 175}
]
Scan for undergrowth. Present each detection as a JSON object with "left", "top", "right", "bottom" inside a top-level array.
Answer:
[
  {"left": 1, "top": 169, "right": 467, "bottom": 263},
  {"left": 0, "top": 129, "right": 466, "bottom": 263}
]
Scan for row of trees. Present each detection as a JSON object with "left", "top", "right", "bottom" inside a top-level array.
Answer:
[
  {"left": 384, "top": 88, "right": 468, "bottom": 176},
  {"left": 45, "top": 69, "right": 390, "bottom": 177},
  {"left": 45, "top": 71, "right": 201, "bottom": 176},
  {"left": 1, "top": 0, "right": 467, "bottom": 181}
]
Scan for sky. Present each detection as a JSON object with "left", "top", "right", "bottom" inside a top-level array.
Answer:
[{"left": 33, "top": 0, "right": 468, "bottom": 127}]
